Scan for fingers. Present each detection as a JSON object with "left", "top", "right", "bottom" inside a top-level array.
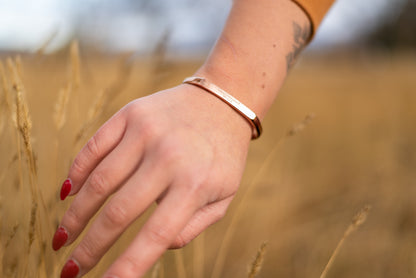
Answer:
[
  {"left": 64, "top": 110, "right": 127, "bottom": 198},
  {"left": 103, "top": 188, "right": 200, "bottom": 278},
  {"left": 61, "top": 159, "right": 171, "bottom": 277},
  {"left": 55, "top": 128, "right": 146, "bottom": 250},
  {"left": 169, "top": 196, "right": 233, "bottom": 249}
]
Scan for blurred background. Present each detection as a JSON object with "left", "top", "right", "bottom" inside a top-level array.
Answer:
[
  {"left": 0, "top": 0, "right": 415, "bottom": 54},
  {"left": 0, "top": 1, "right": 415, "bottom": 278}
]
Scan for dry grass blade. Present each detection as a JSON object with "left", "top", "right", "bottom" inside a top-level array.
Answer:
[
  {"left": 74, "top": 55, "right": 133, "bottom": 145},
  {"left": 286, "top": 113, "right": 315, "bottom": 137},
  {"left": 74, "top": 89, "right": 106, "bottom": 144},
  {"left": 0, "top": 154, "right": 18, "bottom": 194},
  {"left": 5, "top": 223, "right": 19, "bottom": 249},
  {"left": 248, "top": 242, "right": 267, "bottom": 278},
  {"left": 148, "top": 29, "right": 171, "bottom": 91},
  {"left": 28, "top": 201, "right": 38, "bottom": 251},
  {"left": 0, "top": 61, "right": 16, "bottom": 127},
  {"left": 320, "top": 205, "right": 372, "bottom": 278},
  {"left": 36, "top": 29, "right": 58, "bottom": 56}
]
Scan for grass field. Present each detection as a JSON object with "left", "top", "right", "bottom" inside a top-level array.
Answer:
[{"left": 0, "top": 45, "right": 415, "bottom": 277}]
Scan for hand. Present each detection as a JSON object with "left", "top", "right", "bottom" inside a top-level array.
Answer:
[{"left": 53, "top": 83, "right": 252, "bottom": 278}]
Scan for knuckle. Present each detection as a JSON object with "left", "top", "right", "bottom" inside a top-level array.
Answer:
[
  {"left": 146, "top": 222, "right": 172, "bottom": 246},
  {"left": 214, "top": 208, "right": 227, "bottom": 221},
  {"left": 87, "top": 171, "right": 108, "bottom": 196},
  {"left": 77, "top": 237, "right": 100, "bottom": 267},
  {"left": 65, "top": 205, "right": 82, "bottom": 231},
  {"left": 103, "top": 201, "right": 129, "bottom": 227},
  {"left": 71, "top": 155, "right": 88, "bottom": 176},
  {"left": 119, "top": 254, "right": 141, "bottom": 275},
  {"left": 180, "top": 181, "right": 208, "bottom": 204},
  {"left": 158, "top": 141, "right": 182, "bottom": 166},
  {"left": 170, "top": 234, "right": 188, "bottom": 249},
  {"left": 85, "top": 136, "right": 100, "bottom": 159},
  {"left": 139, "top": 118, "right": 160, "bottom": 141}
]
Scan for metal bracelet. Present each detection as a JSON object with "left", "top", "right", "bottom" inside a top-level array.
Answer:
[{"left": 183, "top": 76, "right": 262, "bottom": 139}]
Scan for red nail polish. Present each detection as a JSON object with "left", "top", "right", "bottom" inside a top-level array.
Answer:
[
  {"left": 60, "top": 259, "right": 79, "bottom": 278},
  {"left": 52, "top": 226, "right": 68, "bottom": 251},
  {"left": 60, "top": 179, "right": 72, "bottom": 200}
]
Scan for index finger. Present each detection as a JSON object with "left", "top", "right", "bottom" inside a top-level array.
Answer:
[
  {"left": 63, "top": 110, "right": 127, "bottom": 199},
  {"left": 103, "top": 188, "right": 200, "bottom": 278}
]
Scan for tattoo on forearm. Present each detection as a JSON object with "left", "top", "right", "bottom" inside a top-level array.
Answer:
[{"left": 286, "top": 22, "right": 311, "bottom": 71}]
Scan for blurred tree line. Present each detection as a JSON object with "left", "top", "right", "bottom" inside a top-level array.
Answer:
[{"left": 368, "top": 0, "right": 416, "bottom": 49}]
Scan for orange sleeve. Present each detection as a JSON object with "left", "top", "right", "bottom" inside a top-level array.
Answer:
[{"left": 292, "top": 0, "right": 335, "bottom": 36}]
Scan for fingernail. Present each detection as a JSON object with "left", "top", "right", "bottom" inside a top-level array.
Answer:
[
  {"left": 60, "top": 179, "right": 72, "bottom": 200},
  {"left": 52, "top": 226, "right": 68, "bottom": 251},
  {"left": 60, "top": 259, "right": 79, "bottom": 278}
]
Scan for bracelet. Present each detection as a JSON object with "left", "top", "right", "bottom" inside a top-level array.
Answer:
[{"left": 183, "top": 76, "right": 262, "bottom": 139}]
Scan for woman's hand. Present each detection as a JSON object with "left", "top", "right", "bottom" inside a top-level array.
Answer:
[{"left": 53, "top": 84, "right": 252, "bottom": 278}]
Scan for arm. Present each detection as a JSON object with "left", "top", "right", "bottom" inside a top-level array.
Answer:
[
  {"left": 55, "top": 1, "right": 313, "bottom": 278},
  {"left": 198, "top": 0, "right": 311, "bottom": 119}
]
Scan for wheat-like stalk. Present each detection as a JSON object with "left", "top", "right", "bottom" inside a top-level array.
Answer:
[
  {"left": 6, "top": 57, "right": 52, "bottom": 277},
  {"left": 74, "top": 89, "right": 106, "bottom": 144},
  {"left": 36, "top": 29, "right": 59, "bottom": 56},
  {"left": 0, "top": 60, "right": 16, "bottom": 127},
  {"left": 148, "top": 29, "right": 171, "bottom": 92},
  {"left": 74, "top": 55, "right": 133, "bottom": 145},
  {"left": 7, "top": 58, "right": 36, "bottom": 177},
  {"left": 286, "top": 113, "right": 315, "bottom": 137},
  {"left": 70, "top": 40, "right": 81, "bottom": 90},
  {"left": 7, "top": 58, "right": 40, "bottom": 270},
  {"left": 320, "top": 205, "right": 371, "bottom": 278},
  {"left": 53, "top": 84, "right": 72, "bottom": 131},
  {"left": 4, "top": 223, "right": 19, "bottom": 249},
  {"left": 28, "top": 201, "right": 38, "bottom": 251},
  {"left": 0, "top": 74, "right": 5, "bottom": 136},
  {"left": 248, "top": 242, "right": 267, "bottom": 278}
]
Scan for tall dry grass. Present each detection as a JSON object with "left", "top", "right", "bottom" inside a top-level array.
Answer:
[{"left": 0, "top": 44, "right": 415, "bottom": 278}]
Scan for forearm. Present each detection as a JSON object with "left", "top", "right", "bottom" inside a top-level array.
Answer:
[{"left": 196, "top": 0, "right": 311, "bottom": 119}]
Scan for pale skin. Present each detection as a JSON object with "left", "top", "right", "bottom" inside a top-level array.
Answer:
[{"left": 56, "top": 0, "right": 312, "bottom": 277}]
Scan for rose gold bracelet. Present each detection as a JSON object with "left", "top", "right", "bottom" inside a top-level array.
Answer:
[{"left": 183, "top": 76, "right": 262, "bottom": 139}]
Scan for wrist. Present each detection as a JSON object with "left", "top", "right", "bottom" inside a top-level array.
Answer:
[
  {"left": 175, "top": 83, "right": 253, "bottom": 144},
  {"left": 195, "top": 57, "right": 265, "bottom": 120},
  {"left": 183, "top": 77, "right": 262, "bottom": 139}
]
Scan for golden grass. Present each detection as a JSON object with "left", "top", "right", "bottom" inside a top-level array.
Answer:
[
  {"left": 247, "top": 242, "right": 267, "bottom": 278},
  {"left": 0, "top": 47, "right": 415, "bottom": 278},
  {"left": 320, "top": 205, "right": 371, "bottom": 278}
]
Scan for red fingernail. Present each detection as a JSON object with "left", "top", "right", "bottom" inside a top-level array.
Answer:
[
  {"left": 60, "top": 179, "right": 72, "bottom": 200},
  {"left": 60, "top": 259, "right": 79, "bottom": 278},
  {"left": 52, "top": 226, "right": 68, "bottom": 251}
]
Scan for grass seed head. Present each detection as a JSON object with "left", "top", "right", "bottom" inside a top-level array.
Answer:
[{"left": 248, "top": 242, "right": 267, "bottom": 278}]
